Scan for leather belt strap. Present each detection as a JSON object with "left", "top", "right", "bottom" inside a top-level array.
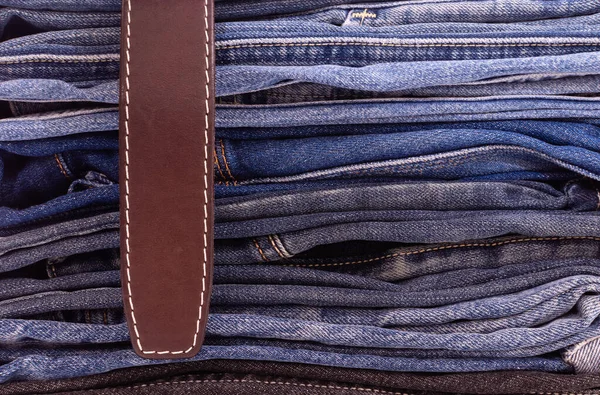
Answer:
[{"left": 119, "top": 0, "right": 215, "bottom": 359}]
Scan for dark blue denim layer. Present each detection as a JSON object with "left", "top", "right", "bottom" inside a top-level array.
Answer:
[
  {"left": 0, "top": 343, "right": 571, "bottom": 382},
  {"left": 0, "top": 133, "right": 117, "bottom": 210},
  {"left": 216, "top": 126, "right": 600, "bottom": 181},
  {"left": 0, "top": 8, "right": 119, "bottom": 40}
]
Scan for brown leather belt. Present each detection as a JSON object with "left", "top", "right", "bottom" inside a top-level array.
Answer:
[{"left": 118, "top": 0, "right": 215, "bottom": 359}]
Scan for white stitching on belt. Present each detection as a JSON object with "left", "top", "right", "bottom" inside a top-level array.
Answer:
[{"left": 124, "top": 0, "right": 210, "bottom": 355}]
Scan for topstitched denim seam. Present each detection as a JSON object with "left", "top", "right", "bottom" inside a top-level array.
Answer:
[
  {"left": 4, "top": 29, "right": 117, "bottom": 51},
  {"left": 218, "top": 42, "right": 600, "bottom": 50},
  {"left": 244, "top": 144, "right": 596, "bottom": 185},
  {"left": 288, "top": 236, "right": 600, "bottom": 268},
  {"left": 219, "top": 139, "right": 238, "bottom": 185},
  {"left": 253, "top": 238, "right": 270, "bottom": 262},
  {"left": 53, "top": 153, "right": 71, "bottom": 180},
  {"left": 214, "top": 147, "right": 229, "bottom": 185},
  {"left": 0, "top": 59, "right": 118, "bottom": 65},
  {"left": 268, "top": 234, "right": 287, "bottom": 259}
]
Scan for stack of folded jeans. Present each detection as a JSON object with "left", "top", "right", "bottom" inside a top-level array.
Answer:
[{"left": 0, "top": 0, "right": 600, "bottom": 384}]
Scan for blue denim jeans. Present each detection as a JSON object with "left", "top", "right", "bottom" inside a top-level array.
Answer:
[{"left": 2, "top": 0, "right": 600, "bottom": 382}]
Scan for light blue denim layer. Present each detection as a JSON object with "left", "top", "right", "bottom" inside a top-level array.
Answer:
[
  {"left": 2, "top": 53, "right": 598, "bottom": 104},
  {"left": 216, "top": 51, "right": 600, "bottom": 96},
  {"left": 10, "top": 258, "right": 600, "bottom": 332},
  {"left": 3, "top": 98, "right": 600, "bottom": 143},
  {"left": 214, "top": 0, "right": 600, "bottom": 23},
  {"left": 213, "top": 273, "right": 600, "bottom": 333},
  {"left": 279, "top": 1, "right": 600, "bottom": 27},
  {"left": 1, "top": 278, "right": 598, "bottom": 357},
  {"left": 565, "top": 335, "right": 600, "bottom": 374},
  {"left": 223, "top": 74, "right": 600, "bottom": 104},
  {"left": 217, "top": 97, "right": 600, "bottom": 128},
  {"left": 0, "top": 108, "right": 118, "bottom": 141},
  {"left": 215, "top": 181, "right": 597, "bottom": 220}
]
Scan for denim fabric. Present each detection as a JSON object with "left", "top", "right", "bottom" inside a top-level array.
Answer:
[
  {"left": 217, "top": 98, "right": 600, "bottom": 128},
  {"left": 217, "top": 119, "right": 600, "bottom": 140},
  {"left": 0, "top": 9, "right": 119, "bottom": 40},
  {"left": 215, "top": 211, "right": 600, "bottom": 265},
  {"left": 565, "top": 335, "right": 600, "bottom": 374},
  {"left": 0, "top": 211, "right": 119, "bottom": 272},
  {"left": 0, "top": 1, "right": 121, "bottom": 12},
  {"left": 280, "top": 1, "right": 600, "bottom": 27},
  {"left": 216, "top": 181, "right": 598, "bottom": 218},
  {"left": 0, "top": 345, "right": 570, "bottom": 383},
  {"left": 219, "top": 0, "right": 600, "bottom": 22},
  {"left": 215, "top": 127, "right": 600, "bottom": 181},
  {"left": 2, "top": 0, "right": 600, "bottom": 383},
  {"left": 216, "top": 51, "right": 600, "bottom": 96},
  {"left": 222, "top": 74, "right": 600, "bottom": 104},
  {"left": 5, "top": 359, "right": 600, "bottom": 395}
]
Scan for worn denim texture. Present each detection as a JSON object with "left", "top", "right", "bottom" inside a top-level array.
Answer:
[{"left": 1, "top": 0, "right": 600, "bottom": 384}]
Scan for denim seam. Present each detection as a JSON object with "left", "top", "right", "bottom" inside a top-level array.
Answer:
[
  {"left": 253, "top": 238, "right": 270, "bottom": 262},
  {"left": 0, "top": 58, "right": 117, "bottom": 65},
  {"left": 219, "top": 139, "right": 238, "bottom": 185},
  {"left": 245, "top": 145, "right": 597, "bottom": 185},
  {"left": 268, "top": 234, "right": 286, "bottom": 259},
  {"left": 53, "top": 153, "right": 71, "bottom": 181},
  {"left": 113, "top": 379, "right": 413, "bottom": 394},
  {"left": 122, "top": 0, "right": 211, "bottom": 356},
  {"left": 272, "top": 233, "right": 292, "bottom": 258},
  {"left": 214, "top": 147, "right": 229, "bottom": 185},
  {"left": 289, "top": 236, "right": 600, "bottom": 268},
  {"left": 218, "top": 42, "right": 600, "bottom": 50}
]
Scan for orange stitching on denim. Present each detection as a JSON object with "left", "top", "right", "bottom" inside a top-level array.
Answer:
[
  {"left": 53, "top": 154, "right": 71, "bottom": 180},
  {"left": 122, "top": 379, "right": 411, "bottom": 394},
  {"left": 253, "top": 239, "right": 270, "bottom": 262},
  {"left": 268, "top": 235, "right": 286, "bottom": 259},
  {"left": 219, "top": 42, "right": 600, "bottom": 50},
  {"left": 290, "top": 236, "right": 600, "bottom": 268},
  {"left": 103, "top": 310, "right": 108, "bottom": 325},
  {"left": 219, "top": 139, "right": 238, "bottom": 185},
  {"left": 214, "top": 147, "right": 229, "bottom": 185},
  {"left": 85, "top": 310, "right": 91, "bottom": 324}
]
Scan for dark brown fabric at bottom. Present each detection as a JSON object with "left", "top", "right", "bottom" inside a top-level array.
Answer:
[{"left": 2, "top": 360, "right": 600, "bottom": 395}]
